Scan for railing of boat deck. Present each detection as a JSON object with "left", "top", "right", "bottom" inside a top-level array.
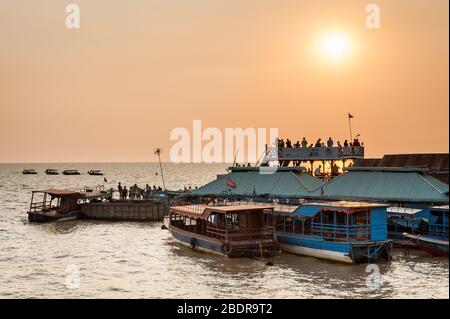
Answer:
[
  {"left": 277, "top": 222, "right": 386, "bottom": 241},
  {"left": 206, "top": 226, "right": 275, "bottom": 241}
]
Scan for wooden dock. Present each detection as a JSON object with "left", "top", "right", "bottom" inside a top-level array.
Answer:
[{"left": 80, "top": 199, "right": 169, "bottom": 221}]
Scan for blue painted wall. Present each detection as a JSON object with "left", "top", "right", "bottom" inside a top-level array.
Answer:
[{"left": 370, "top": 207, "right": 388, "bottom": 240}]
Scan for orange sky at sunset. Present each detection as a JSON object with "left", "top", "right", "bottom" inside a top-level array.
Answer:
[{"left": 0, "top": 0, "right": 448, "bottom": 163}]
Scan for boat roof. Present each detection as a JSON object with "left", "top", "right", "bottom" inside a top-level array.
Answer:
[
  {"left": 33, "top": 188, "right": 109, "bottom": 199},
  {"left": 171, "top": 204, "right": 273, "bottom": 219},
  {"left": 270, "top": 201, "right": 388, "bottom": 217},
  {"left": 35, "top": 189, "right": 81, "bottom": 196}
]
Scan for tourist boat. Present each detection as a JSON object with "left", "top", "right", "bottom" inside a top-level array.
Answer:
[
  {"left": 62, "top": 169, "right": 80, "bottom": 175},
  {"left": 88, "top": 170, "right": 103, "bottom": 176},
  {"left": 27, "top": 188, "right": 110, "bottom": 223},
  {"left": 22, "top": 169, "right": 37, "bottom": 175},
  {"left": 168, "top": 204, "right": 278, "bottom": 257},
  {"left": 389, "top": 205, "right": 449, "bottom": 256},
  {"left": 45, "top": 169, "right": 59, "bottom": 175},
  {"left": 269, "top": 201, "right": 393, "bottom": 264}
]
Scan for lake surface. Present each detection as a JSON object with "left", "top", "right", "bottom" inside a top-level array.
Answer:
[{"left": 0, "top": 163, "right": 448, "bottom": 298}]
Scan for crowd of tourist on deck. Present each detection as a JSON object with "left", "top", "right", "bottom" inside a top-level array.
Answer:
[
  {"left": 276, "top": 137, "right": 363, "bottom": 148},
  {"left": 116, "top": 182, "right": 163, "bottom": 200}
]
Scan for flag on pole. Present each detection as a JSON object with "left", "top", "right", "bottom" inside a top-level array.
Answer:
[
  {"left": 348, "top": 113, "right": 354, "bottom": 119},
  {"left": 227, "top": 177, "right": 237, "bottom": 189}
]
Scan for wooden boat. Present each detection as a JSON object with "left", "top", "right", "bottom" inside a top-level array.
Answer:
[
  {"left": 403, "top": 233, "right": 448, "bottom": 256},
  {"left": 45, "top": 169, "right": 59, "bottom": 175},
  {"left": 22, "top": 169, "right": 37, "bottom": 175},
  {"left": 62, "top": 170, "right": 80, "bottom": 175},
  {"left": 168, "top": 204, "right": 278, "bottom": 258},
  {"left": 88, "top": 170, "right": 103, "bottom": 176},
  {"left": 27, "top": 188, "right": 110, "bottom": 223},
  {"left": 388, "top": 205, "right": 449, "bottom": 254},
  {"left": 270, "top": 201, "right": 393, "bottom": 264}
]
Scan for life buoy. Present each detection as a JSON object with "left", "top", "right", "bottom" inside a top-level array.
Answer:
[
  {"left": 190, "top": 237, "right": 197, "bottom": 249},
  {"left": 221, "top": 243, "right": 232, "bottom": 255}
]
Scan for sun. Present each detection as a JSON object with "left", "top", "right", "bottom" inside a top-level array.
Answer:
[{"left": 317, "top": 31, "right": 352, "bottom": 63}]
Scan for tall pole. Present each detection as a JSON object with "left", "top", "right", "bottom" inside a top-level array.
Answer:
[
  {"left": 348, "top": 115, "right": 353, "bottom": 142},
  {"left": 155, "top": 148, "right": 166, "bottom": 190}
]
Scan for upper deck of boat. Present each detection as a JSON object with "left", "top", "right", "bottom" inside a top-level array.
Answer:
[{"left": 170, "top": 204, "right": 274, "bottom": 217}]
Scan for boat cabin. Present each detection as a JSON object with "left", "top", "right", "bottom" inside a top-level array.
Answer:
[
  {"left": 269, "top": 201, "right": 392, "bottom": 263},
  {"left": 27, "top": 189, "right": 83, "bottom": 222},
  {"left": 168, "top": 204, "right": 277, "bottom": 257},
  {"left": 388, "top": 205, "right": 449, "bottom": 240},
  {"left": 27, "top": 188, "right": 111, "bottom": 222}
]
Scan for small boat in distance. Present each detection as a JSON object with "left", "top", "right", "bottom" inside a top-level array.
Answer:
[
  {"left": 62, "top": 170, "right": 80, "bottom": 175},
  {"left": 88, "top": 170, "right": 104, "bottom": 176},
  {"left": 45, "top": 169, "right": 59, "bottom": 175},
  {"left": 168, "top": 204, "right": 278, "bottom": 258},
  {"left": 22, "top": 169, "right": 37, "bottom": 175}
]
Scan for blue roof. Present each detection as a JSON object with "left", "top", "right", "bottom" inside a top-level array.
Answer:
[{"left": 293, "top": 205, "right": 322, "bottom": 217}]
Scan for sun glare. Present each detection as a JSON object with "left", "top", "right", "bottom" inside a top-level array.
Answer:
[{"left": 317, "top": 31, "right": 352, "bottom": 63}]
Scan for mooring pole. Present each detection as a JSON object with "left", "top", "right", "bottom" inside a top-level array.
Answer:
[{"left": 155, "top": 148, "right": 166, "bottom": 190}]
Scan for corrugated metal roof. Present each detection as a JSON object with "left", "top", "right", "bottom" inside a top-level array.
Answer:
[
  {"left": 353, "top": 153, "right": 449, "bottom": 184},
  {"left": 193, "top": 168, "right": 323, "bottom": 197},
  {"left": 310, "top": 169, "right": 449, "bottom": 203}
]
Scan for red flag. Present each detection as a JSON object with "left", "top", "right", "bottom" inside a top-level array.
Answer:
[
  {"left": 227, "top": 177, "right": 237, "bottom": 189},
  {"left": 348, "top": 113, "right": 354, "bottom": 119}
]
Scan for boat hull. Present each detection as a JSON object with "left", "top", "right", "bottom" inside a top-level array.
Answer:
[
  {"left": 277, "top": 232, "right": 392, "bottom": 264},
  {"left": 169, "top": 227, "right": 276, "bottom": 258},
  {"left": 404, "top": 234, "right": 449, "bottom": 256}
]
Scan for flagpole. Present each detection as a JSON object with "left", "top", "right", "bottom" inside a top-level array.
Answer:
[{"left": 348, "top": 114, "right": 353, "bottom": 142}]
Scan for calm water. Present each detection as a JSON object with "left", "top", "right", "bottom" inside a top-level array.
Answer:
[{"left": 0, "top": 163, "right": 448, "bottom": 298}]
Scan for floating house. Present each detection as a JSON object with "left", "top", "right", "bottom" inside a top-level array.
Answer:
[
  {"left": 268, "top": 201, "right": 392, "bottom": 264},
  {"left": 168, "top": 204, "right": 277, "bottom": 258},
  {"left": 309, "top": 167, "right": 449, "bottom": 206},
  {"left": 353, "top": 153, "right": 449, "bottom": 185},
  {"left": 193, "top": 167, "right": 323, "bottom": 201}
]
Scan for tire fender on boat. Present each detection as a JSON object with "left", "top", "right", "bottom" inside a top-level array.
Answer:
[
  {"left": 190, "top": 237, "right": 197, "bottom": 249},
  {"left": 221, "top": 243, "right": 232, "bottom": 255}
]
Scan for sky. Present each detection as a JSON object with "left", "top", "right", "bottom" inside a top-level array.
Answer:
[{"left": 0, "top": 0, "right": 448, "bottom": 163}]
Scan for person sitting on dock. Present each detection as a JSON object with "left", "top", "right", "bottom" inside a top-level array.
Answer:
[
  {"left": 327, "top": 137, "right": 334, "bottom": 148},
  {"left": 301, "top": 137, "right": 308, "bottom": 148}
]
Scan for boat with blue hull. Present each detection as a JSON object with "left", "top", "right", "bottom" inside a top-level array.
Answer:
[
  {"left": 268, "top": 202, "right": 392, "bottom": 264},
  {"left": 388, "top": 205, "right": 449, "bottom": 255},
  {"left": 168, "top": 204, "right": 278, "bottom": 258}
]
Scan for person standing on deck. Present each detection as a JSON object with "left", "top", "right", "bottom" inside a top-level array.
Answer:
[
  {"left": 118, "top": 182, "right": 123, "bottom": 199},
  {"left": 122, "top": 186, "right": 128, "bottom": 199},
  {"left": 327, "top": 137, "right": 334, "bottom": 148},
  {"left": 301, "top": 137, "right": 308, "bottom": 148},
  {"left": 343, "top": 140, "right": 349, "bottom": 147}
]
